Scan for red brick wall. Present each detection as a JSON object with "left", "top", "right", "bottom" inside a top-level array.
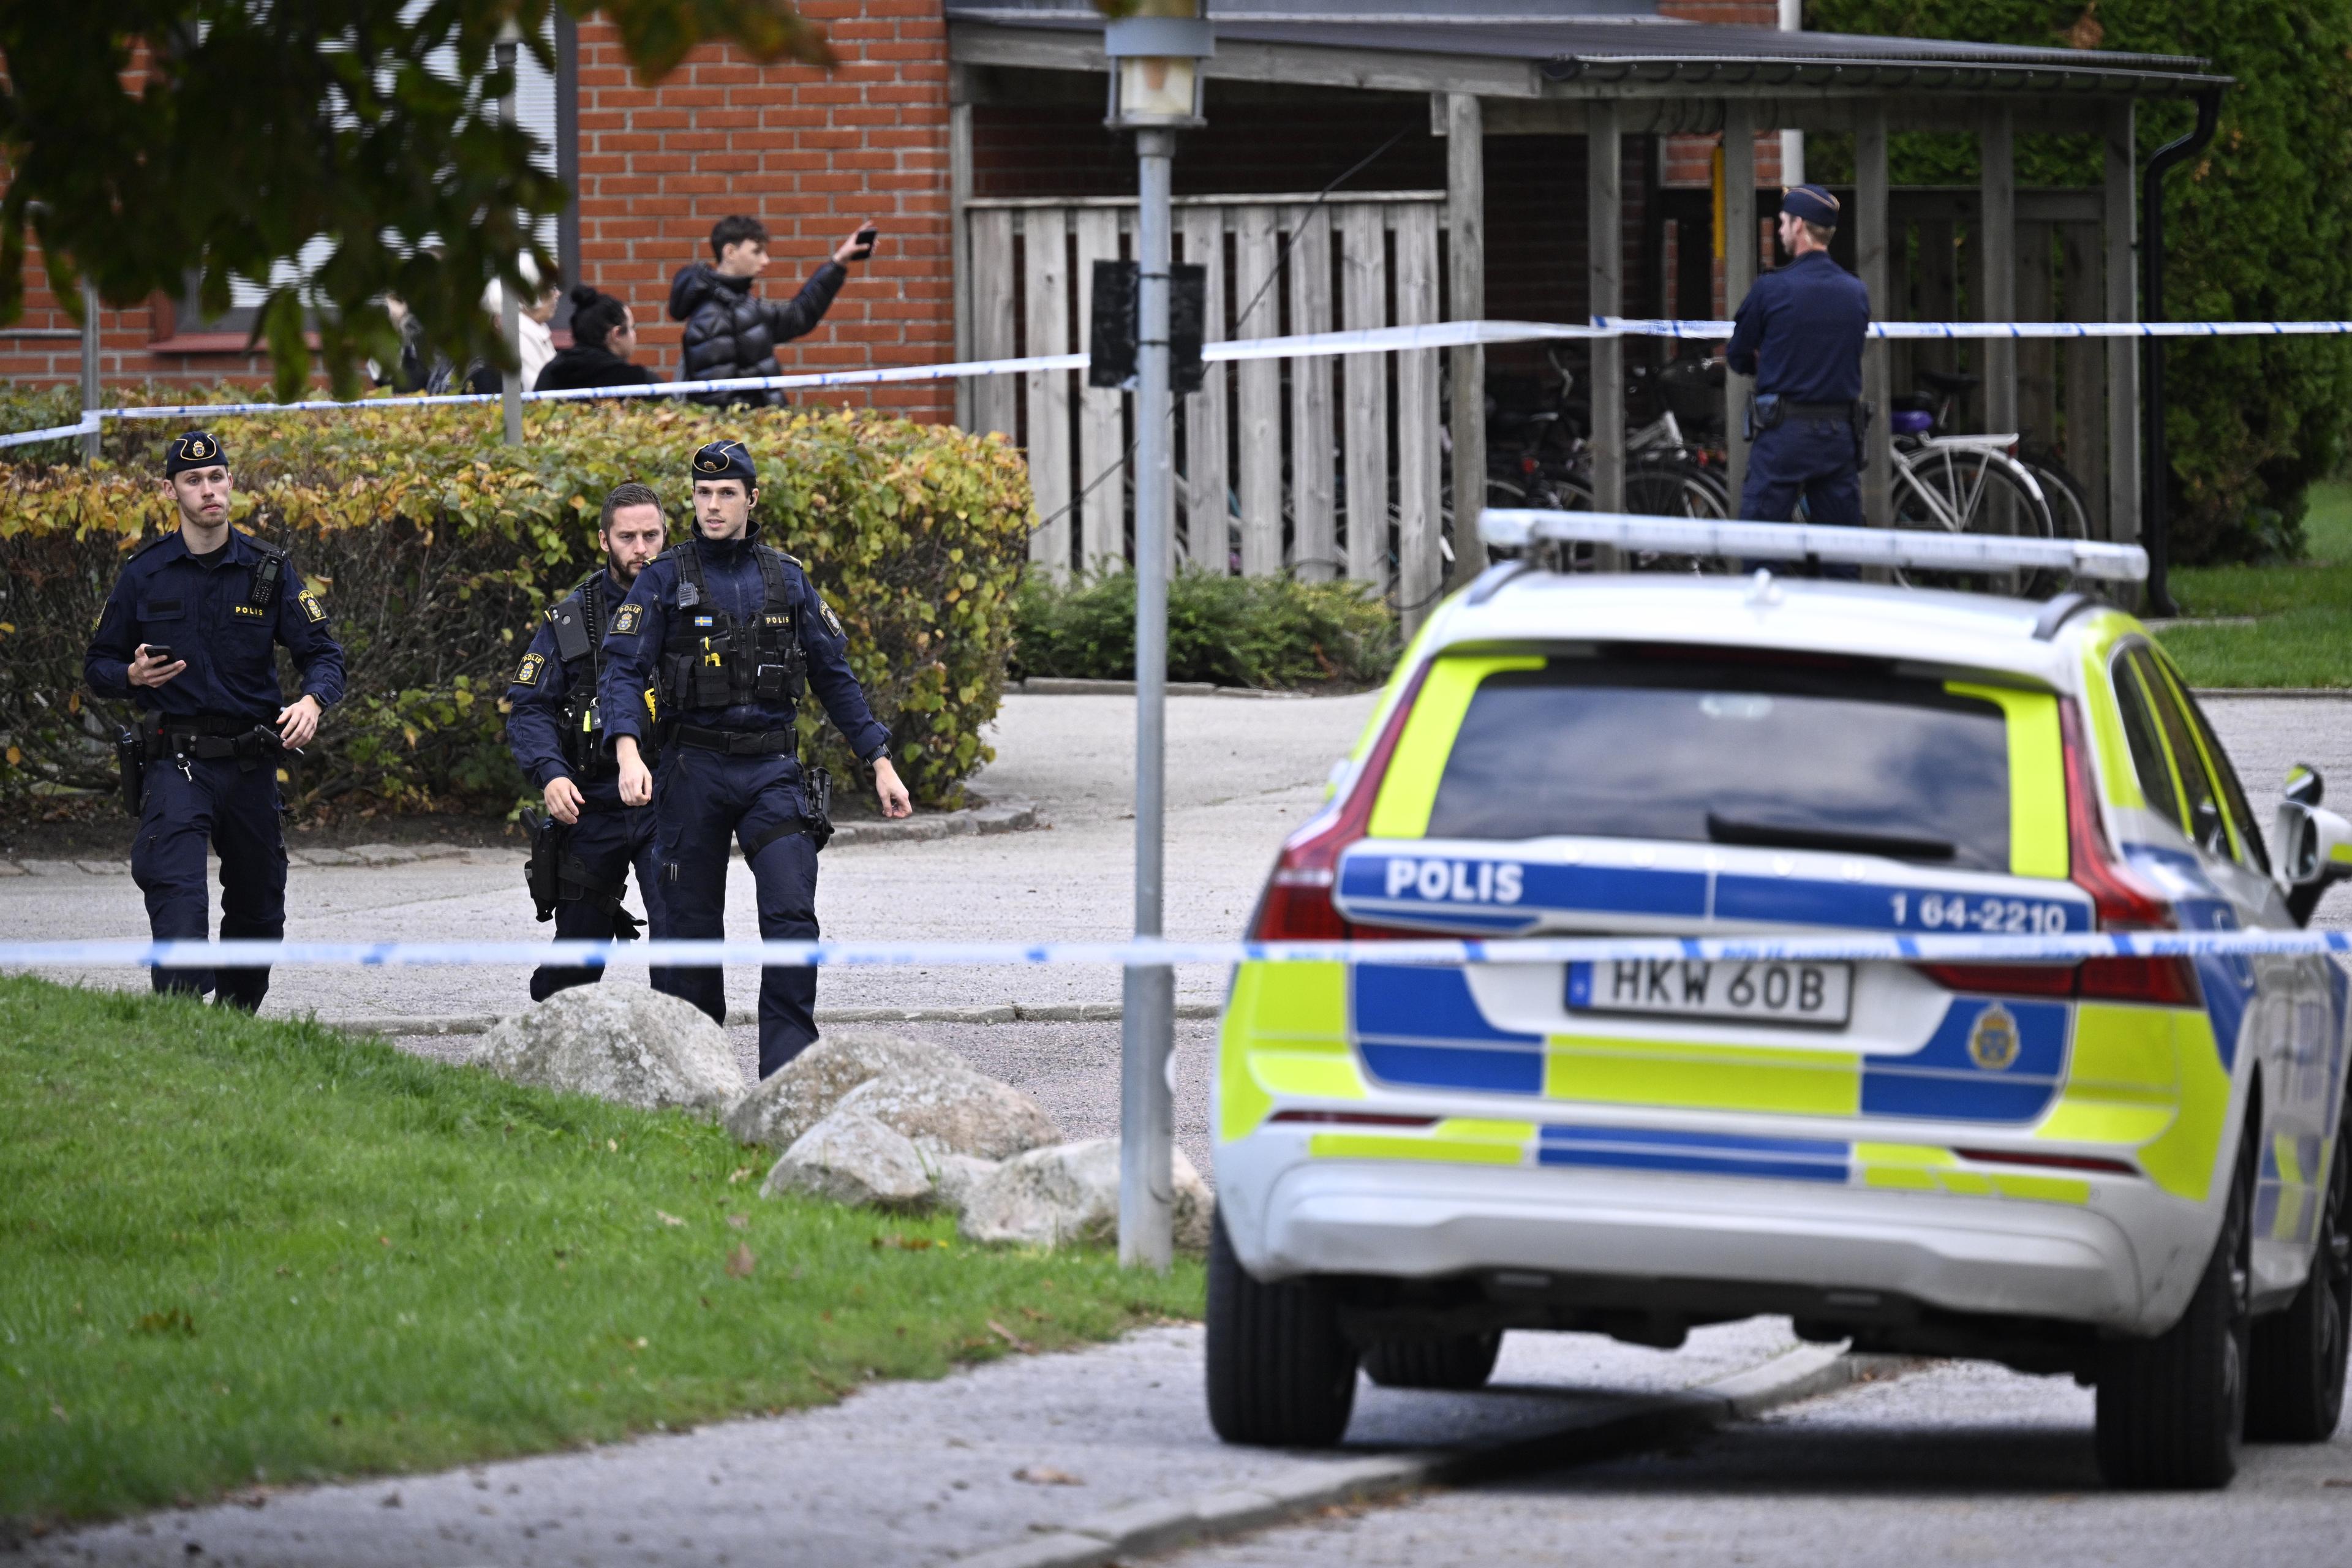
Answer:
[{"left": 574, "top": 0, "right": 954, "bottom": 420}]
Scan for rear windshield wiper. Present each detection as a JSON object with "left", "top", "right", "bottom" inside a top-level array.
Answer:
[{"left": 1705, "top": 812, "right": 1956, "bottom": 862}]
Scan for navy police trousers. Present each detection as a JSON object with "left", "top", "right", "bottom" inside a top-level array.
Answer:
[
  {"left": 530, "top": 801, "right": 667, "bottom": 1001},
  {"left": 131, "top": 753, "right": 286, "bottom": 1009},
  {"left": 1739, "top": 415, "right": 1864, "bottom": 528},
  {"left": 649, "top": 745, "right": 822, "bottom": 1078}
]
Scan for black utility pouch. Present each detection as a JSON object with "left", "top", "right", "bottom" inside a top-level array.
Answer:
[
  {"left": 1746, "top": 393, "right": 1785, "bottom": 439},
  {"left": 115, "top": 727, "right": 145, "bottom": 816}
]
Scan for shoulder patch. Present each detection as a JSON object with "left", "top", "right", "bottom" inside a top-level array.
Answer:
[
  {"left": 612, "top": 602, "right": 644, "bottom": 636},
  {"left": 298, "top": 589, "right": 326, "bottom": 624},
  {"left": 516, "top": 651, "right": 546, "bottom": 687},
  {"left": 816, "top": 597, "right": 844, "bottom": 638}
]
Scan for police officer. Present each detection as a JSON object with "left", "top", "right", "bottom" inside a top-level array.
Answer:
[
  {"left": 1727, "top": 184, "right": 1872, "bottom": 528},
  {"left": 506, "top": 481, "right": 672, "bottom": 1000},
  {"left": 83, "top": 430, "right": 347, "bottom": 1008},
  {"left": 599, "top": 439, "right": 912, "bottom": 1076}
]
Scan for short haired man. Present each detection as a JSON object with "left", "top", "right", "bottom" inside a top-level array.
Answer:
[
  {"left": 505, "top": 483, "right": 671, "bottom": 1000},
  {"left": 667, "top": 214, "right": 878, "bottom": 407},
  {"left": 83, "top": 431, "right": 346, "bottom": 1009},
  {"left": 1727, "top": 184, "right": 1874, "bottom": 528},
  {"left": 599, "top": 440, "right": 912, "bottom": 1076}
]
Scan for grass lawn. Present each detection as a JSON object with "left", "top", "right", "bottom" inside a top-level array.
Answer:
[
  {"left": 0, "top": 977, "right": 1203, "bottom": 1529},
  {"left": 2158, "top": 480, "right": 2352, "bottom": 688}
]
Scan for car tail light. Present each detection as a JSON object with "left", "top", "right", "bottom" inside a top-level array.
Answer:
[
  {"left": 1914, "top": 706, "right": 2199, "bottom": 1008},
  {"left": 1246, "top": 664, "right": 1431, "bottom": 941}
]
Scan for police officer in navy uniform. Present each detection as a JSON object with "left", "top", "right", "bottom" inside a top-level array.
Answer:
[
  {"left": 1727, "top": 184, "right": 1873, "bottom": 528},
  {"left": 83, "top": 430, "right": 346, "bottom": 1009},
  {"left": 599, "top": 439, "right": 912, "bottom": 1076},
  {"left": 505, "top": 481, "right": 672, "bottom": 1000}
]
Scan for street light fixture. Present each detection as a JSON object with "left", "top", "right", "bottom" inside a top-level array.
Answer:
[{"left": 1104, "top": 4, "right": 1212, "bottom": 1274}]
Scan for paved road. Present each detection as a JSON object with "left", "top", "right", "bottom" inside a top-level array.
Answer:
[{"left": 1155, "top": 1356, "right": 2352, "bottom": 1568}]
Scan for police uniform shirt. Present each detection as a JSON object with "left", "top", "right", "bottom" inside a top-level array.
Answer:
[
  {"left": 505, "top": 571, "right": 630, "bottom": 801},
  {"left": 597, "top": 528, "right": 890, "bottom": 762},
  {"left": 1725, "top": 251, "right": 1872, "bottom": 404},
  {"left": 84, "top": 529, "right": 346, "bottom": 719}
]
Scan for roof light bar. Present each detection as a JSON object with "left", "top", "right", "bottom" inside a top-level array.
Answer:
[{"left": 1477, "top": 510, "right": 2150, "bottom": 584}]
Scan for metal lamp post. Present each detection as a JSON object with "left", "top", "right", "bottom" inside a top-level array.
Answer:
[
  {"left": 1104, "top": 6, "right": 1212, "bottom": 1273},
  {"left": 496, "top": 20, "right": 524, "bottom": 447}
]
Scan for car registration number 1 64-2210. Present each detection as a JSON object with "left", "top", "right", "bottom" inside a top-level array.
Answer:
[{"left": 1567, "top": 959, "right": 1855, "bottom": 1028}]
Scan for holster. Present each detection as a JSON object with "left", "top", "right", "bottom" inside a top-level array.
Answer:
[
  {"left": 807, "top": 766, "right": 835, "bottom": 851},
  {"left": 1746, "top": 393, "right": 1785, "bottom": 439},
  {"left": 524, "top": 811, "right": 565, "bottom": 923},
  {"left": 115, "top": 728, "right": 146, "bottom": 816}
]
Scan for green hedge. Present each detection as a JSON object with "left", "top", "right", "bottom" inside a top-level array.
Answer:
[
  {"left": 1012, "top": 567, "right": 1398, "bottom": 688},
  {"left": 1807, "top": 0, "right": 2352, "bottom": 564},
  {"left": 0, "top": 393, "right": 1033, "bottom": 812}
]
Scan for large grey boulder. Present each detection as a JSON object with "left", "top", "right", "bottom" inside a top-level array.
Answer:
[
  {"left": 925, "top": 1150, "right": 1000, "bottom": 1214},
  {"left": 956, "top": 1138, "right": 1215, "bottom": 1253},
  {"left": 723, "top": 1030, "right": 966, "bottom": 1150},
  {"left": 763, "top": 1107, "right": 934, "bottom": 1210},
  {"left": 723, "top": 1029, "right": 1060, "bottom": 1159},
  {"left": 478, "top": 986, "right": 743, "bottom": 1115}
]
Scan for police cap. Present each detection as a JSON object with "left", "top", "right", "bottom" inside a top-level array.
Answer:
[
  {"left": 165, "top": 429, "right": 228, "bottom": 478},
  {"left": 1781, "top": 184, "right": 1841, "bottom": 230},
  {"left": 690, "top": 439, "right": 757, "bottom": 488}
]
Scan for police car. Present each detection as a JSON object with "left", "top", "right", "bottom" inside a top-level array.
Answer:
[{"left": 1206, "top": 514, "right": 2352, "bottom": 1490}]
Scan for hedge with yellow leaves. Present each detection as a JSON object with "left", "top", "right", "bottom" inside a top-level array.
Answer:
[{"left": 0, "top": 393, "right": 1033, "bottom": 812}]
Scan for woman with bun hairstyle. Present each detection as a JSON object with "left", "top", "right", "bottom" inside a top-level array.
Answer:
[{"left": 535, "top": 285, "right": 660, "bottom": 393}]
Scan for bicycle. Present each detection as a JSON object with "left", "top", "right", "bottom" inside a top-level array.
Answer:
[{"left": 1887, "top": 369, "right": 2060, "bottom": 593}]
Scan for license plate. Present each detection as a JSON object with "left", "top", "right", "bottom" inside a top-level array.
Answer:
[{"left": 1567, "top": 959, "right": 1854, "bottom": 1028}]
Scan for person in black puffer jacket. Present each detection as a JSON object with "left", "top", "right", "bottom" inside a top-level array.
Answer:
[
  {"left": 668, "top": 214, "right": 876, "bottom": 407},
  {"left": 535, "top": 284, "right": 659, "bottom": 395}
]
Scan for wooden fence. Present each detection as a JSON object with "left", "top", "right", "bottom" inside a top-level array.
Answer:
[{"left": 962, "top": 192, "right": 1449, "bottom": 586}]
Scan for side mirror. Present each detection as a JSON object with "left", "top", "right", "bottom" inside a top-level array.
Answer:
[
  {"left": 2192, "top": 798, "right": 2228, "bottom": 857},
  {"left": 2275, "top": 797, "right": 2352, "bottom": 925},
  {"left": 2286, "top": 762, "right": 2325, "bottom": 809}
]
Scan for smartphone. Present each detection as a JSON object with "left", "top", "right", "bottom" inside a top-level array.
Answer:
[
  {"left": 850, "top": 224, "right": 879, "bottom": 262},
  {"left": 142, "top": 644, "right": 176, "bottom": 664}
]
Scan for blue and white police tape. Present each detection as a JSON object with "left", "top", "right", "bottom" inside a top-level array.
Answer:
[
  {"left": 0, "top": 412, "right": 102, "bottom": 450},
  {"left": 1596, "top": 315, "right": 2352, "bottom": 341},
  {"left": 6, "top": 927, "right": 2352, "bottom": 973}
]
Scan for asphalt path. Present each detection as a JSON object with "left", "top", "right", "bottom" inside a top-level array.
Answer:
[{"left": 1153, "top": 1356, "right": 2352, "bottom": 1567}]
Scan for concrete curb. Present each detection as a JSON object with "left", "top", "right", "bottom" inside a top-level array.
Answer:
[
  {"left": 335, "top": 999, "right": 1224, "bottom": 1038},
  {"left": 945, "top": 1344, "right": 1893, "bottom": 1568},
  {"left": 1017, "top": 677, "right": 1317, "bottom": 700},
  {"left": 2192, "top": 687, "right": 2352, "bottom": 700}
]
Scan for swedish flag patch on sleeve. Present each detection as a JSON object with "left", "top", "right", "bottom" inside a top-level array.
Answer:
[
  {"left": 612, "top": 603, "right": 644, "bottom": 636},
  {"left": 516, "top": 652, "right": 546, "bottom": 686}
]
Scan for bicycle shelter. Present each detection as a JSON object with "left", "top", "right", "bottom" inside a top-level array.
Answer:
[{"left": 944, "top": 7, "right": 2226, "bottom": 622}]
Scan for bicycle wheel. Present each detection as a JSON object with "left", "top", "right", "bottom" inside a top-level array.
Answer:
[
  {"left": 1891, "top": 443, "right": 2056, "bottom": 594},
  {"left": 1624, "top": 460, "right": 1734, "bottom": 574},
  {"left": 2019, "top": 448, "right": 2093, "bottom": 543}
]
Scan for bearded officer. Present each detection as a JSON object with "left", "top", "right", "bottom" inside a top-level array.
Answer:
[
  {"left": 83, "top": 429, "right": 346, "bottom": 1009},
  {"left": 1728, "top": 183, "right": 1872, "bottom": 529},
  {"left": 598, "top": 439, "right": 912, "bottom": 1075},
  {"left": 505, "top": 481, "right": 673, "bottom": 999}
]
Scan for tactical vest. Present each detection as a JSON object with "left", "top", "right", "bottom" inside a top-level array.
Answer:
[
  {"left": 548, "top": 571, "right": 612, "bottom": 777},
  {"left": 658, "top": 542, "right": 806, "bottom": 722}
]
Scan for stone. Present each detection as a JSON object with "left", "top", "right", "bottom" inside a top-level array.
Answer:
[
  {"left": 477, "top": 986, "right": 743, "bottom": 1116},
  {"left": 833, "top": 1068, "right": 1058, "bottom": 1162},
  {"left": 722, "top": 1030, "right": 970, "bottom": 1150},
  {"left": 923, "top": 1150, "right": 1001, "bottom": 1215},
  {"left": 957, "top": 1138, "right": 1216, "bottom": 1253},
  {"left": 763, "top": 1107, "right": 933, "bottom": 1210}
]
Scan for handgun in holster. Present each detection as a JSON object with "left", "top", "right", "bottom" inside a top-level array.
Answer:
[
  {"left": 806, "top": 765, "right": 835, "bottom": 852},
  {"left": 523, "top": 810, "right": 565, "bottom": 923},
  {"left": 115, "top": 727, "right": 146, "bottom": 816}
]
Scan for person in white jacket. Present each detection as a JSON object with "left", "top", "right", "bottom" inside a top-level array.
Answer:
[{"left": 477, "top": 255, "right": 562, "bottom": 393}]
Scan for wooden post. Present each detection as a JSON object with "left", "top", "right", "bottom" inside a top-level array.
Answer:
[
  {"left": 1722, "top": 102, "right": 1757, "bottom": 514},
  {"left": 967, "top": 207, "right": 1019, "bottom": 442},
  {"left": 1444, "top": 92, "right": 1488, "bottom": 566},
  {"left": 949, "top": 96, "right": 975, "bottom": 432},
  {"left": 1074, "top": 207, "right": 1129, "bottom": 571},
  {"left": 1232, "top": 205, "right": 1284, "bottom": 576},
  {"left": 2062, "top": 222, "right": 2108, "bottom": 538},
  {"left": 1287, "top": 205, "right": 1337, "bottom": 580},
  {"left": 1981, "top": 105, "right": 2018, "bottom": 455},
  {"left": 2018, "top": 220, "right": 2056, "bottom": 451},
  {"left": 1340, "top": 204, "right": 1392, "bottom": 585},
  {"left": 1588, "top": 100, "right": 1624, "bottom": 518},
  {"left": 1396, "top": 213, "right": 1442, "bottom": 631},
  {"left": 1855, "top": 105, "right": 1891, "bottom": 526},
  {"left": 1022, "top": 211, "right": 1074, "bottom": 579},
  {"left": 2105, "top": 102, "right": 2141, "bottom": 545},
  {"left": 1178, "top": 207, "right": 1231, "bottom": 571}
]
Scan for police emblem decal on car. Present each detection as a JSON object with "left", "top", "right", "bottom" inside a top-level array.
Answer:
[{"left": 1968, "top": 1002, "right": 2021, "bottom": 1072}]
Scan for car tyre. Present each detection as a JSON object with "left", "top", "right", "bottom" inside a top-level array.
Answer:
[
  {"left": 2247, "top": 1104, "right": 2352, "bottom": 1441},
  {"left": 2094, "top": 1128, "right": 2255, "bottom": 1490},
  {"left": 1362, "top": 1331, "right": 1504, "bottom": 1391},
  {"left": 1205, "top": 1209, "right": 1358, "bottom": 1447}
]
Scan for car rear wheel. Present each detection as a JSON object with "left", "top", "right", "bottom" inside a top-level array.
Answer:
[
  {"left": 1362, "top": 1330, "right": 1504, "bottom": 1391},
  {"left": 1205, "top": 1210, "right": 1359, "bottom": 1447},
  {"left": 2095, "top": 1128, "right": 2255, "bottom": 1489},
  {"left": 2247, "top": 1104, "right": 2352, "bottom": 1441}
]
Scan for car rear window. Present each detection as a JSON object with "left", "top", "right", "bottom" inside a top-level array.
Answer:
[{"left": 1422, "top": 656, "right": 2013, "bottom": 872}]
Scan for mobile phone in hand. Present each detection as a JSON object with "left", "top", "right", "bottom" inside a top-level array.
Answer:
[
  {"left": 850, "top": 224, "right": 879, "bottom": 262},
  {"left": 142, "top": 644, "right": 176, "bottom": 665}
]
